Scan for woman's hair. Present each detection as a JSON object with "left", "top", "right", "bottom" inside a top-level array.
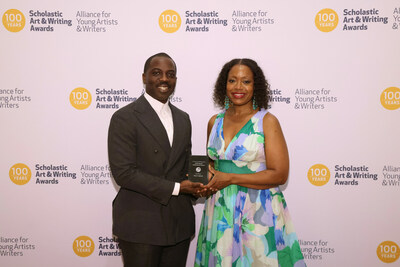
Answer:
[{"left": 213, "top": 58, "right": 270, "bottom": 109}]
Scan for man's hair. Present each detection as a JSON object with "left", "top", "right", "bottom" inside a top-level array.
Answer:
[{"left": 143, "top": 52, "right": 177, "bottom": 74}]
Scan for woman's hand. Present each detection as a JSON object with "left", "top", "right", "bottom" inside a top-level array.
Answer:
[
  {"left": 206, "top": 165, "right": 231, "bottom": 191},
  {"left": 193, "top": 187, "right": 214, "bottom": 198}
]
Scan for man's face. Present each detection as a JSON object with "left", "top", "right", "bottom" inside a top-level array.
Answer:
[{"left": 142, "top": 56, "right": 177, "bottom": 103}]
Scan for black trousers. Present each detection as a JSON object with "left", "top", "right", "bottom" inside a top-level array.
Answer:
[{"left": 118, "top": 238, "right": 191, "bottom": 267}]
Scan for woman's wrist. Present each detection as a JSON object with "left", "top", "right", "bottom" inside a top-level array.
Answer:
[{"left": 228, "top": 172, "right": 235, "bottom": 185}]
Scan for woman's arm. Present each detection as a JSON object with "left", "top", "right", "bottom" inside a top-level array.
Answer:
[{"left": 206, "top": 114, "right": 217, "bottom": 168}]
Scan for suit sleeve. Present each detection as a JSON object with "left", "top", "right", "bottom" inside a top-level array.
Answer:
[{"left": 108, "top": 110, "right": 175, "bottom": 205}]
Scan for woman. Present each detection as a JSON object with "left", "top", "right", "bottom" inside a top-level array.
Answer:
[{"left": 195, "top": 59, "right": 306, "bottom": 267}]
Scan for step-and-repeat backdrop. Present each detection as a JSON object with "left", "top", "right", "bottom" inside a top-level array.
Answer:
[{"left": 1, "top": 0, "right": 399, "bottom": 266}]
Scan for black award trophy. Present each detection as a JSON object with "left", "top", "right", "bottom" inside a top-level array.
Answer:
[{"left": 188, "top": 155, "right": 209, "bottom": 184}]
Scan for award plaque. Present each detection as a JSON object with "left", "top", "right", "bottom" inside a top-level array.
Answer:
[{"left": 188, "top": 155, "right": 209, "bottom": 184}]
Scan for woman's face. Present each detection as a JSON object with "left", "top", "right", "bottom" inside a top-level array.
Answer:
[{"left": 226, "top": 64, "right": 254, "bottom": 107}]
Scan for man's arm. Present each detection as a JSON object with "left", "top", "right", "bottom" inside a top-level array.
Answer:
[{"left": 108, "top": 111, "right": 175, "bottom": 205}]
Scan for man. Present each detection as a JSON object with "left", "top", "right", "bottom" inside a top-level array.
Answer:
[{"left": 108, "top": 52, "right": 204, "bottom": 266}]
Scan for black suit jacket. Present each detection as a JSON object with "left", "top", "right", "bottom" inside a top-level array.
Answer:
[{"left": 108, "top": 95, "right": 194, "bottom": 246}]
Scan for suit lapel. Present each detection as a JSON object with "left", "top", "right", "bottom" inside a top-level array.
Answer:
[{"left": 134, "top": 95, "right": 171, "bottom": 156}]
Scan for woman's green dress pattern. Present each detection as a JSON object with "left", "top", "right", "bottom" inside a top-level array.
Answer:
[{"left": 195, "top": 109, "right": 306, "bottom": 267}]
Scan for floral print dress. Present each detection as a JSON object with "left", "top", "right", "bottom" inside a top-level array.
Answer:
[{"left": 195, "top": 109, "right": 306, "bottom": 267}]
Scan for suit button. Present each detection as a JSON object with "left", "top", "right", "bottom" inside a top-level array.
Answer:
[{"left": 154, "top": 149, "right": 158, "bottom": 153}]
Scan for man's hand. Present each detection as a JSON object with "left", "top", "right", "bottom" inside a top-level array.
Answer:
[
  {"left": 180, "top": 180, "right": 205, "bottom": 195},
  {"left": 181, "top": 180, "right": 218, "bottom": 198}
]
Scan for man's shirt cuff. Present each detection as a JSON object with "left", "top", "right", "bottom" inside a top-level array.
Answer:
[{"left": 172, "top": 182, "right": 180, "bottom": 196}]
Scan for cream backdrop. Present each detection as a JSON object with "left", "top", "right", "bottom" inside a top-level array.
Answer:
[{"left": 1, "top": 0, "right": 399, "bottom": 266}]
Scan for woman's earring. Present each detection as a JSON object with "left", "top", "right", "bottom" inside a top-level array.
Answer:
[
  {"left": 225, "top": 96, "right": 230, "bottom": 110},
  {"left": 253, "top": 97, "right": 258, "bottom": 110}
]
